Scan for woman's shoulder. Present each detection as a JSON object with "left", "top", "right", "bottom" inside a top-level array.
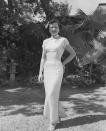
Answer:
[
  {"left": 43, "top": 37, "right": 51, "bottom": 43},
  {"left": 60, "top": 37, "right": 70, "bottom": 48},
  {"left": 60, "top": 37, "right": 68, "bottom": 41},
  {"left": 60, "top": 37, "right": 69, "bottom": 43},
  {"left": 42, "top": 38, "right": 51, "bottom": 47}
]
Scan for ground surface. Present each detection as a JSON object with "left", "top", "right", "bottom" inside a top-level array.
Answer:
[{"left": 0, "top": 84, "right": 106, "bottom": 131}]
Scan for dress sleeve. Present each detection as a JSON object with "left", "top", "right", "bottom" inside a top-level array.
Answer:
[
  {"left": 42, "top": 40, "right": 45, "bottom": 49},
  {"left": 63, "top": 38, "right": 70, "bottom": 49}
]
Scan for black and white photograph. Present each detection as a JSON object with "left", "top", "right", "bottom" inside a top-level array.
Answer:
[{"left": 0, "top": 0, "right": 106, "bottom": 131}]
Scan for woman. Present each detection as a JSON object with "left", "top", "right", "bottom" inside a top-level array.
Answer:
[{"left": 38, "top": 19, "right": 76, "bottom": 131}]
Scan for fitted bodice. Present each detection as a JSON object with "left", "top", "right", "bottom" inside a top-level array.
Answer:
[{"left": 42, "top": 37, "right": 68, "bottom": 63}]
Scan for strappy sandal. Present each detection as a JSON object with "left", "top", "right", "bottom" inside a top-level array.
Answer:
[
  {"left": 59, "top": 117, "right": 61, "bottom": 123},
  {"left": 47, "top": 123, "right": 57, "bottom": 131}
]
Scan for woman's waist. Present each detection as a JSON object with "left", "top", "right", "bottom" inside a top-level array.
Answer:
[
  {"left": 45, "top": 60, "right": 62, "bottom": 66},
  {"left": 44, "top": 60, "right": 63, "bottom": 71},
  {"left": 45, "top": 59, "right": 62, "bottom": 63}
]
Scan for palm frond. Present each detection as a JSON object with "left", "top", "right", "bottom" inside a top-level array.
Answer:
[{"left": 91, "top": 3, "right": 106, "bottom": 25}]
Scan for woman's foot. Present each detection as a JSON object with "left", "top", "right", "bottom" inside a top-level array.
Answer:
[
  {"left": 59, "top": 117, "right": 61, "bottom": 123},
  {"left": 57, "top": 117, "right": 61, "bottom": 123},
  {"left": 47, "top": 123, "right": 56, "bottom": 131}
]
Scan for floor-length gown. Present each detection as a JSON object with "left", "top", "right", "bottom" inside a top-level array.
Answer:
[{"left": 42, "top": 37, "right": 69, "bottom": 124}]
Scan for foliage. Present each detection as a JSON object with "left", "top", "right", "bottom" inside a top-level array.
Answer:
[
  {"left": 76, "top": 63, "right": 105, "bottom": 86},
  {"left": 0, "top": 0, "right": 48, "bottom": 80},
  {"left": 0, "top": 0, "right": 106, "bottom": 85},
  {"left": 49, "top": 1, "right": 71, "bottom": 17},
  {"left": 66, "top": 63, "right": 106, "bottom": 87}
]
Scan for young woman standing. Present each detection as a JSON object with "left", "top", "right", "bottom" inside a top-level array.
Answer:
[{"left": 38, "top": 19, "right": 76, "bottom": 131}]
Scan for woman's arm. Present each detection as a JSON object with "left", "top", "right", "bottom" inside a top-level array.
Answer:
[
  {"left": 39, "top": 43, "right": 46, "bottom": 75},
  {"left": 62, "top": 39, "right": 76, "bottom": 66}
]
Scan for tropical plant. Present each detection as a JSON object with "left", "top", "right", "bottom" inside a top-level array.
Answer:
[
  {"left": 0, "top": 0, "right": 106, "bottom": 86},
  {"left": 0, "top": 0, "right": 48, "bottom": 80}
]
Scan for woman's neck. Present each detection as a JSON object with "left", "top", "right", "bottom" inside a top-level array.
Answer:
[{"left": 51, "top": 34, "right": 60, "bottom": 39}]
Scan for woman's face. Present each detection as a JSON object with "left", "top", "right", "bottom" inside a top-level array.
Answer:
[{"left": 49, "top": 22, "right": 59, "bottom": 36}]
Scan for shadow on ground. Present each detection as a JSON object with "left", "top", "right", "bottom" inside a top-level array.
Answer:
[
  {"left": 0, "top": 86, "right": 45, "bottom": 116},
  {"left": 60, "top": 85, "right": 106, "bottom": 114},
  {"left": 57, "top": 84, "right": 106, "bottom": 129},
  {"left": 56, "top": 114, "right": 106, "bottom": 129},
  {"left": 0, "top": 84, "right": 106, "bottom": 122}
]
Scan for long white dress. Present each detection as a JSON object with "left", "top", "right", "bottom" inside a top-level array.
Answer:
[{"left": 42, "top": 37, "right": 69, "bottom": 124}]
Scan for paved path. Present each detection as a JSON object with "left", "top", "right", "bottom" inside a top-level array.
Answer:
[{"left": 0, "top": 84, "right": 106, "bottom": 131}]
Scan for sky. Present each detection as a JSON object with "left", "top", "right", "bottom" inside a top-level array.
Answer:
[{"left": 53, "top": 0, "right": 106, "bottom": 15}]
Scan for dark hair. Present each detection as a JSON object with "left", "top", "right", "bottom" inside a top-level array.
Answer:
[{"left": 49, "top": 18, "right": 62, "bottom": 29}]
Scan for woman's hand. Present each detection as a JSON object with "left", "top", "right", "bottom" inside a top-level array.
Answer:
[{"left": 38, "top": 73, "right": 43, "bottom": 82}]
